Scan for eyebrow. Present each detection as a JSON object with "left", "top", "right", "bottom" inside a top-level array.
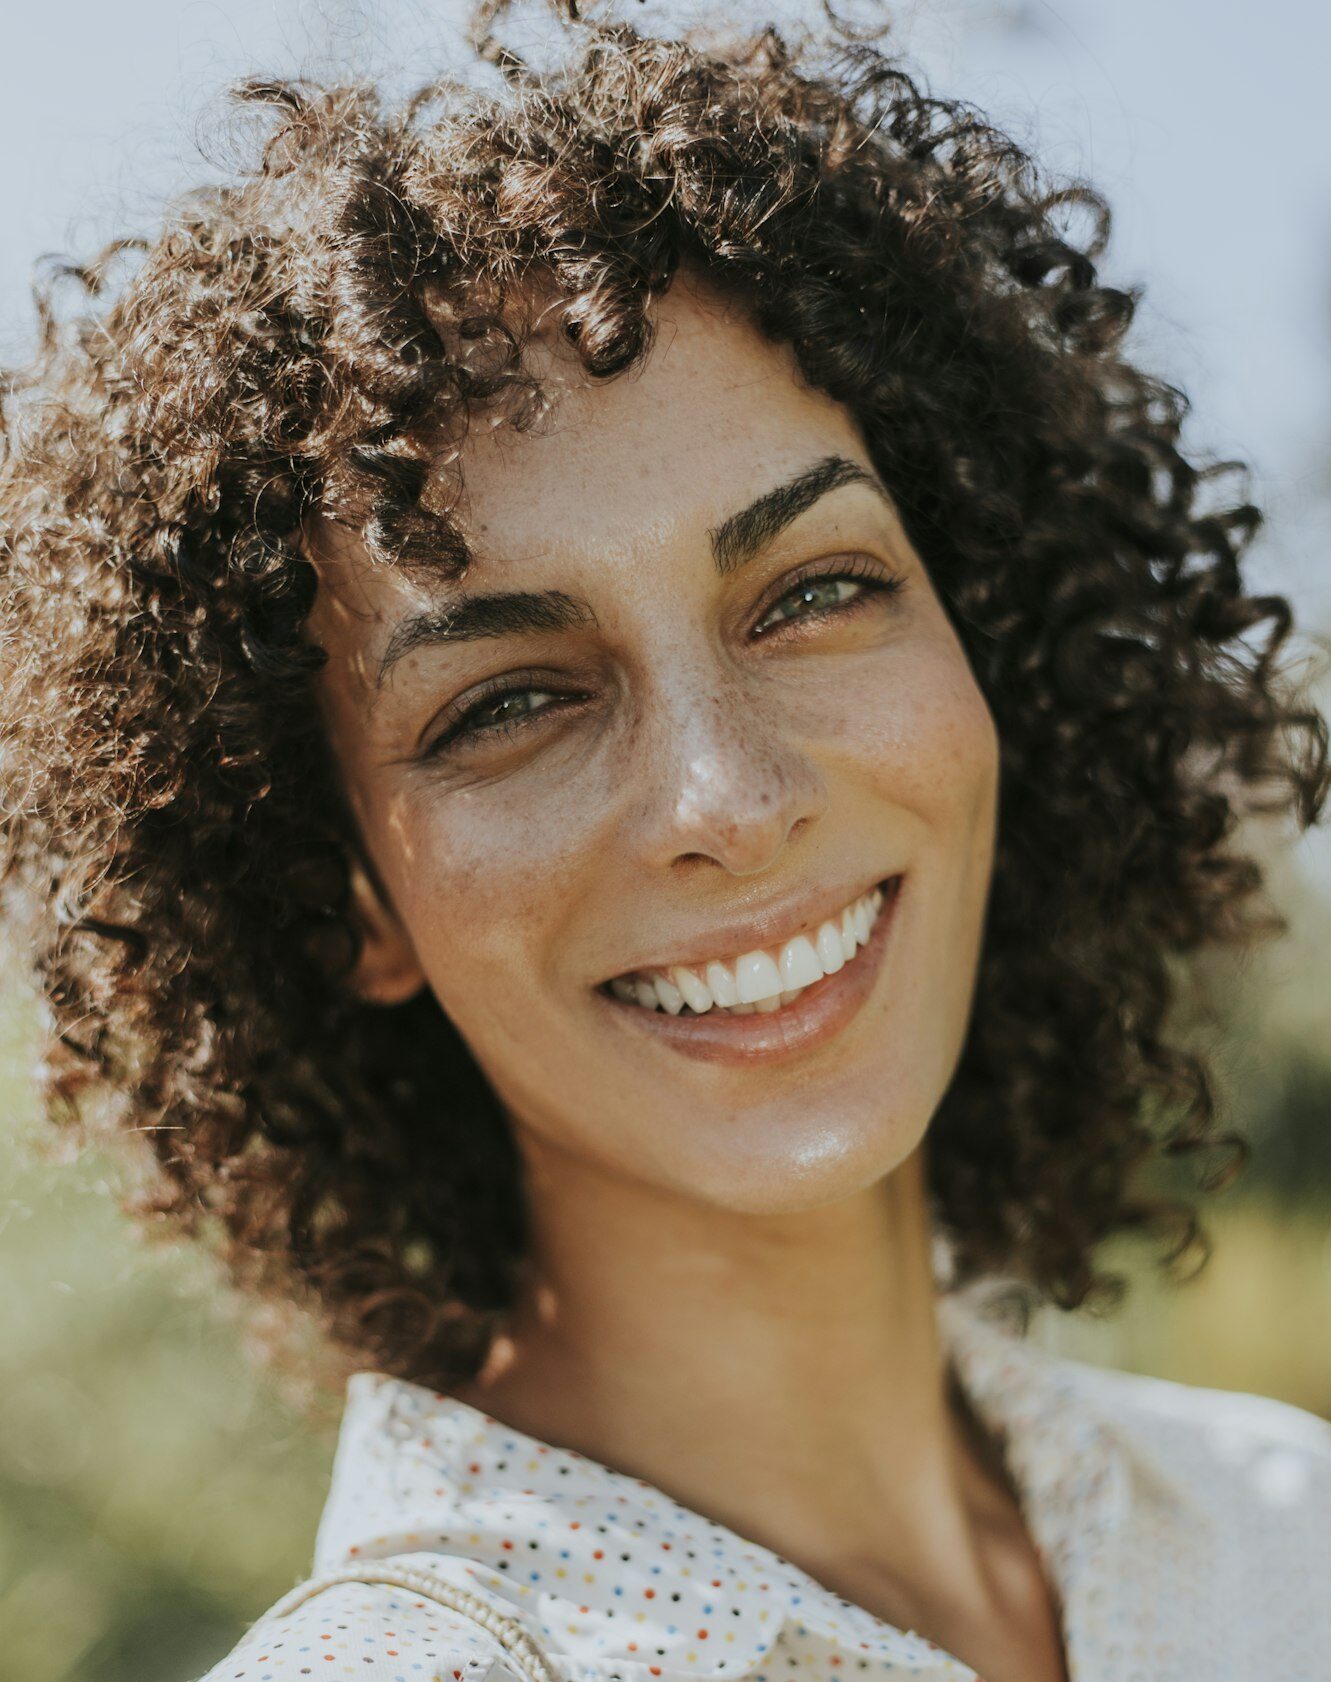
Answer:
[
  {"left": 375, "top": 589, "right": 591, "bottom": 692},
  {"left": 372, "top": 452, "right": 892, "bottom": 690},
  {"left": 708, "top": 452, "right": 888, "bottom": 574}
]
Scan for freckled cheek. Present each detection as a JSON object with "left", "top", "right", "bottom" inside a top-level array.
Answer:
[
  {"left": 383, "top": 780, "right": 616, "bottom": 1008},
  {"left": 820, "top": 645, "right": 1000, "bottom": 830}
]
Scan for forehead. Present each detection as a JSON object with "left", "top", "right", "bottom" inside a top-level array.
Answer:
[
  {"left": 442, "top": 274, "right": 864, "bottom": 560},
  {"left": 300, "top": 272, "right": 873, "bottom": 644}
]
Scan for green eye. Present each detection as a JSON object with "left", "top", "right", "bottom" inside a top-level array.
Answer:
[
  {"left": 461, "top": 688, "right": 552, "bottom": 735},
  {"left": 765, "top": 574, "right": 864, "bottom": 625},
  {"left": 756, "top": 560, "right": 905, "bottom": 636},
  {"left": 424, "top": 684, "right": 569, "bottom": 759}
]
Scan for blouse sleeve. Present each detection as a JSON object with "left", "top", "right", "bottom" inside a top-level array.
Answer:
[{"left": 191, "top": 1577, "right": 528, "bottom": 1682}]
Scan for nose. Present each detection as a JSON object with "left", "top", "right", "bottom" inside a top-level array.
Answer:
[{"left": 623, "top": 667, "right": 829, "bottom": 877}]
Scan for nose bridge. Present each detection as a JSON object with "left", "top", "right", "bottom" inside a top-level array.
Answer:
[{"left": 625, "top": 648, "right": 827, "bottom": 874}]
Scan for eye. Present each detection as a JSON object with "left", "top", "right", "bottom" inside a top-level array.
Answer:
[
  {"left": 422, "top": 681, "right": 578, "bottom": 760},
  {"left": 754, "top": 556, "right": 905, "bottom": 637}
]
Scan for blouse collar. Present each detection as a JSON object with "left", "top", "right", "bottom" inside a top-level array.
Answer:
[{"left": 311, "top": 1279, "right": 1199, "bottom": 1681}]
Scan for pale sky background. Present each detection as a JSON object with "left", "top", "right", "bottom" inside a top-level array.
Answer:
[{"left": 2, "top": 0, "right": 1329, "bottom": 877}]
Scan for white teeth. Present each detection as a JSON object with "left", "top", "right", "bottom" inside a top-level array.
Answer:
[
  {"left": 735, "top": 949, "right": 783, "bottom": 1005},
  {"left": 609, "top": 883, "right": 892, "bottom": 1016},
  {"left": 670, "top": 965, "right": 713, "bottom": 1013},
  {"left": 778, "top": 934, "right": 823, "bottom": 990},
  {"left": 815, "top": 920, "right": 845, "bottom": 974},
  {"left": 704, "top": 960, "right": 739, "bottom": 1007}
]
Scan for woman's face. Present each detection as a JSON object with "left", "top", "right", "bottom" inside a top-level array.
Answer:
[{"left": 303, "top": 273, "right": 999, "bottom": 1214}]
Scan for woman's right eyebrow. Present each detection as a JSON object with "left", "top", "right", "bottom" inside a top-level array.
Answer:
[{"left": 374, "top": 589, "right": 596, "bottom": 689}]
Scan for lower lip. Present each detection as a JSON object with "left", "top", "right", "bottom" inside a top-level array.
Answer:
[{"left": 594, "top": 875, "right": 904, "bottom": 1066}]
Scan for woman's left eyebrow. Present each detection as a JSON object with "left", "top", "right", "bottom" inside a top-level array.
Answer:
[{"left": 708, "top": 452, "right": 891, "bottom": 575}]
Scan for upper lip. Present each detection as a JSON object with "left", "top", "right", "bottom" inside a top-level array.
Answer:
[{"left": 601, "top": 870, "right": 898, "bottom": 984}]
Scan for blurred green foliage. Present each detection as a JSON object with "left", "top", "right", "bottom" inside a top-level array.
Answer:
[
  {"left": 1, "top": 822, "right": 1329, "bottom": 1682},
  {"left": 0, "top": 1105, "right": 335, "bottom": 1682}
]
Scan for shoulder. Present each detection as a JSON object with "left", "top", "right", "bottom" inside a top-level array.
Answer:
[
  {"left": 1066, "top": 1348, "right": 1331, "bottom": 1457},
  {"left": 1043, "top": 1349, "right": 1331, "bottom": 1653},
  {"left": 1057, "top": 1346, "right": 1331, "bottom": 1521},
  {"left": 191, "top": 1571, "right": 526, "bottom": 1682}
]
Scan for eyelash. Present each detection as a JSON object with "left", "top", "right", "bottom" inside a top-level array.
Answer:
[{"left": 421, "top": 557, "right": 906, "bottom": 761}]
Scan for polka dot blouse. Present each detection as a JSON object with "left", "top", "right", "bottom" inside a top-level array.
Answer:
[{"left": 192, "top": 1279, "right": 1331, "bottom": 1682}]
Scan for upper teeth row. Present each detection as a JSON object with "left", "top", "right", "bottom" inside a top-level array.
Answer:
[{"left": 609, "top": 884, "right": 885, "bottom": 1016}]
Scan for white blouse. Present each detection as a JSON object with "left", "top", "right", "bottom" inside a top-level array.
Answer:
[{"left": 192, "top": 1280, "right": 1331, "bottom": 1682}]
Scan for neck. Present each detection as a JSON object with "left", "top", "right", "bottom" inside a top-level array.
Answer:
[{"left": 451, "top": 1136, "right": 1021, "bottom": 1632}]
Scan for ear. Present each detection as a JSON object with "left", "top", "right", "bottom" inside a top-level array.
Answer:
[{"left": 343, "top": 844, "right": 429, "bottom": 1006}]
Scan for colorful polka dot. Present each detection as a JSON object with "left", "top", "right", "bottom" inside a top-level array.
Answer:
[{"left": 193, "top": 1279, "right": 1331, "bottom": 1681}]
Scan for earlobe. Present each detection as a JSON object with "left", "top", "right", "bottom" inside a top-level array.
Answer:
[{"left": 344, "top": 848, "right": 428, "bottom": 1006}]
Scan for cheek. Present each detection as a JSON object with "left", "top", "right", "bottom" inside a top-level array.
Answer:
[
  {"left": 370, "top": 772, "right": 609, "bottom": 1005},
  {"left": 819, "top": 632, "right": 1000, "bottom": 836}
]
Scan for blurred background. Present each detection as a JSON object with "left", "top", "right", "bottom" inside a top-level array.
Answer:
[{"left": 1, "top": 1, "right": 1329, "bottom": 1678}]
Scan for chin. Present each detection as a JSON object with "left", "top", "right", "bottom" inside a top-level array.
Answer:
[{"left": 654, "top": 1090, "right": 927, "bottom": 1216}]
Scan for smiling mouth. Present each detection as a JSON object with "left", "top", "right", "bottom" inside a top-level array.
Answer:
[{"left": 598, "top": 876, "right": 899, "bottom": 1018}]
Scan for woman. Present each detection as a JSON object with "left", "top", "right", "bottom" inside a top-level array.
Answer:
[{"left": 1, "top": 3, "right": 1327, "bottom": 1680}]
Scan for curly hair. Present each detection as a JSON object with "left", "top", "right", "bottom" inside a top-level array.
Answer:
[{"left": 1, "top": 0, "right": 1326, "bottom": 1410}]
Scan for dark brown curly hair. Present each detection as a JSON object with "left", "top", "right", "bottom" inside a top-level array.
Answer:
[{"left": 2, "top": 0, "right": 1326, "bottom": 1412}]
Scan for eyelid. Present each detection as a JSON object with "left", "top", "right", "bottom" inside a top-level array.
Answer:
[
  {"left": 417, "top": 668, "right": 570, "bottom": 758},
  {"left": 751, "top": 551, "right": 905, "bottom": 632}
]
